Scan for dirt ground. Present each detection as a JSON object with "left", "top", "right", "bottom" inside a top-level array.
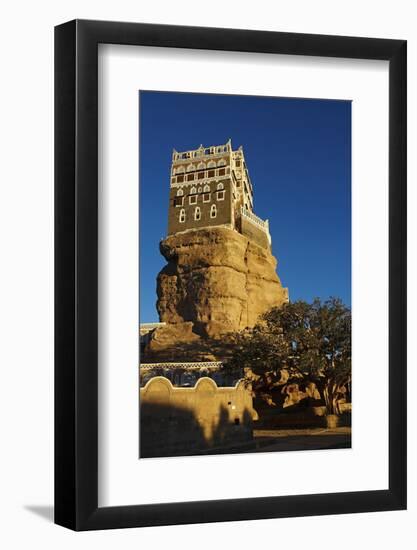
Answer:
[{"left": 192, "top": 427, "right": 352, "bottom": 456}]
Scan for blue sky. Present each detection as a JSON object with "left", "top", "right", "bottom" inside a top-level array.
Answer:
[{"left": 139, "top": 91, "right": 351, "bottom": 322}]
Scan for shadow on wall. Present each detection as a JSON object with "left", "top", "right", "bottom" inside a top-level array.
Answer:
[{"left": 140, "top": 377, "right": 255, "bottom": 458}]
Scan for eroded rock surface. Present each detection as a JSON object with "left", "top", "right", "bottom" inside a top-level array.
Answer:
[{"left": 156, "top": 227, "right": 288, "bottom": 339}]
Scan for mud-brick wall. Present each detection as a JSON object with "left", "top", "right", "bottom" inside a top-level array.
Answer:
[{"left": 140, "top": 376, "right": 256, "bottom": 457}]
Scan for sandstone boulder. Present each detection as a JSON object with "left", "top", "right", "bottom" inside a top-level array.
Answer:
[
  {"left": 143, "top": 321, "right": 218, "bottom": 362},
  {"left": 156, "top": 227, "right": 288, "bottom": 339}
]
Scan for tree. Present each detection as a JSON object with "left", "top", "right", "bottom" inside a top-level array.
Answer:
[{"left": 226, "top": 298, "right": 351, "bottom": 415}]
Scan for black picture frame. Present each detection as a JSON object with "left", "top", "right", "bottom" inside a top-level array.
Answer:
[{"left": 55, "top": 19, "right": 407, "bottom": 531}]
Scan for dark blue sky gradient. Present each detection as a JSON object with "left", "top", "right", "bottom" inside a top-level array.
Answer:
[{"left": 139, "top": 91, "right": 351, "bottom": 322}]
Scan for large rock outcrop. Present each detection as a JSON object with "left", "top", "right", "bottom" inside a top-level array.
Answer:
[{"left": 156, "top": 227, "right": 288, "bottom": 339}]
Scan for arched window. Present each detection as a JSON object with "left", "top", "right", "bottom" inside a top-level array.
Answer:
[
  {"left": 197, "top": 162, "right": 206, "bottom": 170},
  {"left": 186, "top": 164, "right": 195, "bottom": 172},
  {"left": 217, "top": 158, "right": 226, "bottom": 167},
  {"left": 194, "top": 206, "right": 201, "bottom": 221},
  {"left": 203, "top": 184, "right": 210, "bottom": 192},
  {"left": 191, "top": 186, "right": 196, "bottom": 194},
  {"left": 210, "top": 204, "right": 217, "bottom": 218},
  {"left": 179, "top": 209, "right": 186, "bottom": 223},
  {"left": 174, "top": 188, "right": 184, "bottom": 207},
  {"left": 207, "top": 160, "right": 216, "bottom": 168},
  {"left": 217, "top": 182, "right": 224, "bottom": 190},
  {"left": 177, "top": 165, "right": 185, "bottom": 174}
]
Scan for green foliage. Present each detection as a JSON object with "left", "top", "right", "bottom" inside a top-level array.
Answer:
[{"left": 226, "top": 298, "right": 351, "bottom": 415}]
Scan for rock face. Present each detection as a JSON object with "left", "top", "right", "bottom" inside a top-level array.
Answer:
[
  {"left": 142, "top": 321, "right": 212, "bottom": 362},
  {"left": 156, "top": 227, "right": 288, "bottom": 339}
]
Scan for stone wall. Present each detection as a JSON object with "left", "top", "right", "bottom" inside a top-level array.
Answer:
[
  {"left": 239, "top": 215, "right": 271, "bottom": 250},
  {"left": 140, "top": 376, "right": 256, "bottom": 457}
]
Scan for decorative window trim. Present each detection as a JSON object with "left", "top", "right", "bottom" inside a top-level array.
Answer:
[
  {"left": 174, "top": 196, "right": 184, "bottom": 207},
  {"left": 203, "top": 184, "right": 210, "bottom": 192},
  {"left": 218, "top": 158, "right": 226, "bottom": 167},
  {"left": 177, "top": 188, "right": 184, "bottom": 196},
  {"left": 217, "top": 182, "right": 224, "bottom": 190},
  {"left": 177, "top": 165, "right": 185, "bottom": 174},
  {"left": 210, "top": 204, "right": 217, "bottom": 218},
  {"left": 179, "top": 209, "right": 186, "bottom": 223},
  {"left": 217, "top": 190, "right": 225, "bottom": 201},
  {"left": 207, "top": 160, "right": 216, "bottom": 168},
  {"left": 186, "top": 164, "right": 195, "bottom": 172},
  {"left": 194, "top": 206, "right": 201, "bottom": 221},
  {"left": 190, "top": 186, "right": 196, "bottom": 194},
  {"left": 189, "top": 195, "right": 197, "bottom": 205},
  {"left": 198, "top": 162, "right": 206, "bottom": 170},
  {"left": 203, "top": 193, "right": 211, "bottom": 203}
]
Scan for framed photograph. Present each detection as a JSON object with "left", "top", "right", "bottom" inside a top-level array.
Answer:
[{"left": 55, "top": 20, "right": 406, "bottom": 530}]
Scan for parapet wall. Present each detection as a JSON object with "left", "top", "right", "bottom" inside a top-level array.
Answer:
[
  {"left": 140, "top": 376, "right": 256, "bottom": 457},
  {"left": 240, "top": 215, "right": 271, "bottom": 250}
]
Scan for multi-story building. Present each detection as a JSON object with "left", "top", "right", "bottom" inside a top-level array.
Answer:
[{"left": 167, "top": 139, "right": 272, "bottom": 250}]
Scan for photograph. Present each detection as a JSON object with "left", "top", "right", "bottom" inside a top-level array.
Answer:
[
  {"left": 139, "top": 91, "right": 352, "bottom": 458},
  {"left": 0, "top": 0, "right": 409, "bottom": 541}
]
